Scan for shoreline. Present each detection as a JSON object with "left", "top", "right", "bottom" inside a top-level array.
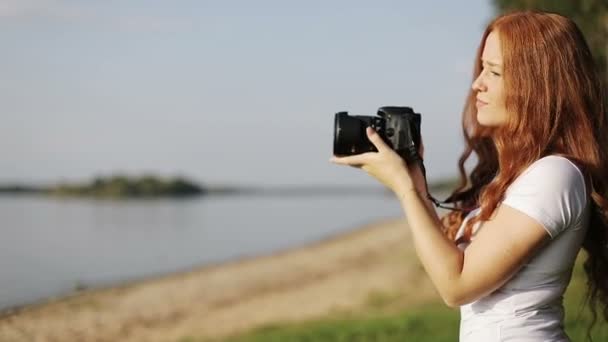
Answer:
[
  {"left": 0, "top": 217, "right": 399, "bottom": 316},
  {"left": 0, "top": 217, "right": 441, "bottom": 342}
]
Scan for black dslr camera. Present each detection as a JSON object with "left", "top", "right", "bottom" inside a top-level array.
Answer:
[{"left": 333, "top": 106, "right": 422, "bottom": 163}]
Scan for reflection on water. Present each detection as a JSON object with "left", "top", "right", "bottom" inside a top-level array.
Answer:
[{"left": 0, "top": 192, "right": 407, "bottom": 310}]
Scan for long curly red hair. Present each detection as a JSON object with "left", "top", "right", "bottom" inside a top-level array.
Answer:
[{"left": 441, "top": 11, "right": 608, "bottom": 328}]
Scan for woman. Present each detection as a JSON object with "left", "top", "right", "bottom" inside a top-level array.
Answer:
[{"left": 331, "top": 11, "right": 608, "bottom": 341}]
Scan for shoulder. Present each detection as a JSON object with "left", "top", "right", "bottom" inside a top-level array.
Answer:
[
  {"left": 502, "top": 155, "right": 588, "bottom": 238},
  {"left": 536, "top": 155, "right": 582, "bottom": 172},
  {"left": 508, "top": 155, "right": 586, "bottom": 195}
]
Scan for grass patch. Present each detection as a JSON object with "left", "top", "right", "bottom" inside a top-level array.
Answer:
[
  {"left": 364, "top": 289, "right": 405, "bottom": 311},
  {"left": 195, "top": 304, "right": 458, "bottom": 342},
  {"left": 562, "top": 254, "right": 608, "bottom": 341}
]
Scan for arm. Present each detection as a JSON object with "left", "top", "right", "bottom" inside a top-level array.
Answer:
[
  {"left": 397, "top": 156, "right": 585, "bottom": 306},
  {"left": 398, "top": 185, "right": 548, "bottom": 307},
  {"left": 332, "top": 128, "right": 550, "bottom": 307}
]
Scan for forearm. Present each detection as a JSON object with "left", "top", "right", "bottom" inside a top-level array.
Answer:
[
  {"left": 406, "top": 164, "right": 443, "bottom": 223},
  {"left": 418, "top": 190, "right": 442, "bottom": 224},
  {"left": 398, "top": 188, "right": 464, "bottom": 306}
]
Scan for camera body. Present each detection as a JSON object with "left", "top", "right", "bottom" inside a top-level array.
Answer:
[{"left": 333, "top": 106, "right": 422, "bottom": 163}]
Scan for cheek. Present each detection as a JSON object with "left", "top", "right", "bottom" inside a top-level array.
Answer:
[
  {"left": 495, "top": 83, "right": 506, "bottom": 105},
  {"left": 497, "top": 92, "right": 506, "bottom": 107},
  {"left": 496, "top": 89, "right": 508, "bottom": 118}
]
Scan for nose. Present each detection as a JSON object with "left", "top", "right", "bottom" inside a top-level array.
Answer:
[{"left": 471, "top": 72, "right": 486, "bottom": 92}]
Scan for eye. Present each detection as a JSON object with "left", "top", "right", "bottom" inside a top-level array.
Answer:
[{"left": 481, "top": 63, "right": 502, "bottom": 77}]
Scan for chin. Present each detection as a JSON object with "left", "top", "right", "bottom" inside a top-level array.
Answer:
[
  {"left": 476, "top": 112, "right": 501, "bottom": 127},
  {"left": 476, "top": 114, "right": 492, "bottom": 126},
  {"left": 477, "top": 106, "right": 510, "bottom": 126}
]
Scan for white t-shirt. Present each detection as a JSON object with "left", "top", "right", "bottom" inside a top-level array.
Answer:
[{"left": 456, "top": 155, "right": 590, "bottom": 342}]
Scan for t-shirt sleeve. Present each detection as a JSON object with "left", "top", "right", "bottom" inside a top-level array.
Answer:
[{"left": 501, "top": 157, "right": 587, "bottom": 239}]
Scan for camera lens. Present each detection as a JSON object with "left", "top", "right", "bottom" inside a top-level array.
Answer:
[{"left": 333, "top": 112, "right": 373, "bottom": 156}]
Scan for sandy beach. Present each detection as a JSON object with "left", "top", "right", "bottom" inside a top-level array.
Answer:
[{"left": 0, "top": 217, "right": 442, "bottom": 342}]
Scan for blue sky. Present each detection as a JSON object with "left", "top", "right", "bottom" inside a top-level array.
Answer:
[{"left": 1, "top": 0, "right": 494, "bottom": 186}]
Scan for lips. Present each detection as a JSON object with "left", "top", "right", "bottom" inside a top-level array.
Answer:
[{"left": 476, "top": 98, "right": 488, "bottom": 108}]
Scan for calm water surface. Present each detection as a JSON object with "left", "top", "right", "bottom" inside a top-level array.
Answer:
[{"left": 0, "top": 192, "right": 407, "bottom": 310}]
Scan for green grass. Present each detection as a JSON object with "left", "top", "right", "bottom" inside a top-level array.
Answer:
[
  {"left": 562, "top": 255, "right": 608, "bottom": 341},
  {"left": 185, "top": 254, "right": 608, "bottom": 342},
  {"left": 198, "top": 304, "right": 458, "bottom": 342}
]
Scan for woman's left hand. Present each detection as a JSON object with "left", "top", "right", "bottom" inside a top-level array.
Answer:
[{"left": 330, "top": 127, "right": 416, "bottom": 197}]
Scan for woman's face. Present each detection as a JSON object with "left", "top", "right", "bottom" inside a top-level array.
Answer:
[{"left": 472, "top": 31, "right": 508, "bottom": 127}]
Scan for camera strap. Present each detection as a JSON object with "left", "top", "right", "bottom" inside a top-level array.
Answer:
[{"left": 412, "top": 153, "right": 470, "bottom": 212}]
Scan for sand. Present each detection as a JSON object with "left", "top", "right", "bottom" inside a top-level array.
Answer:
[{"left": 0, "top": 217, "right": 442, "bottom": 342}]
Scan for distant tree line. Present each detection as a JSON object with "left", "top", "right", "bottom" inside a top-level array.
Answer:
[
  {"left": 0, "top": 175, "right": 460, "bottom": 198},
  {"left": 51, "top": 175, "right": 205, "bottom": 198},
  {"left": 0, "top": 175, "right": 205, "bottom": 198}
]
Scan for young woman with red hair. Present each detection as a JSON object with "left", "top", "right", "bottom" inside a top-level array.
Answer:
[{"left": 332, "top": 11, "right": 608, "bottom": 341}]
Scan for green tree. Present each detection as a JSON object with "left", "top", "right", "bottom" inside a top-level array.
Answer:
[{"left": 492, "top": 0, "right": 608, "bottom": 86}]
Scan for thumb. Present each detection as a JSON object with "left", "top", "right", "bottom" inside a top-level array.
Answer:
[{"left": 366, "top": 127, "right": 388, "bottom": 152}]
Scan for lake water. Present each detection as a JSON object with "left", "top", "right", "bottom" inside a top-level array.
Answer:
[{"left": 0, "top": 191, "right": 410, "bottom": 311}]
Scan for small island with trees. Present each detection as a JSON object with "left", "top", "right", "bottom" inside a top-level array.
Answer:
[
  {"left": 0, "top": 175, "right": 206, "bottom": 198},
  {"left": 0, "top": 174, "right": 461, "bottom": 199}
]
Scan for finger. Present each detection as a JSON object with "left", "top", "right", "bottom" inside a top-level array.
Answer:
[
  {"left": 419, "top": 139, "right": 425, "bottom": 160},
  {"left": 330, "top": 152, "right": 375, "bottom": 166},
  {"left": 366, "top": 127, "right": 389, "bottom": 152}
]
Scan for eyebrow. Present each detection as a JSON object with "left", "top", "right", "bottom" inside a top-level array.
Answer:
[{"left": 481, "top": 59, "right": 503, "bottom": 68}]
